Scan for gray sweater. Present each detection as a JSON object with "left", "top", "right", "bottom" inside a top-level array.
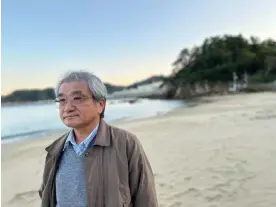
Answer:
[{"left": 55, "top": 144, "right": 87, "bottom": 207}]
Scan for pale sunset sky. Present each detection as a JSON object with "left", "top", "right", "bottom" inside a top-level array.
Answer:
[{"left": 2, "top": 0, "right": 276, "bottom": 95}]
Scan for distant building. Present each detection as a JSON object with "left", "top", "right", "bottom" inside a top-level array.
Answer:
[{"left": 109, "top": 81, "right": 170, "bottom": 99}]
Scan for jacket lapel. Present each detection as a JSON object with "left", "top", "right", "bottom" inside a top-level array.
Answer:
[{"left": 43, "top": 132, "right": 68, "bottom": 206}]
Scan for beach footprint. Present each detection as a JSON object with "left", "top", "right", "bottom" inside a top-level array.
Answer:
[{"left": 9, "top": 190, "right": 38, "bottom": 205}]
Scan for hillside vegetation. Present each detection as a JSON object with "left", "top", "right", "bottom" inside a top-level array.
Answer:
[
  {"left": 170, "top": 34, "right": 276, "bottom": 85},
  {"left": 1, "top": 83, "right": 124, "bottom": 103}
]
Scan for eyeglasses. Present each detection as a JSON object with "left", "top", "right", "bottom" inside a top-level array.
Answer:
[{"left": 54, "top": 96, "right": 93, "bottom": 107}]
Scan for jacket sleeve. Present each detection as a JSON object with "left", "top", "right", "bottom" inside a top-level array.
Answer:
[{"left": 127, "top": 136, "right": 158, "bottom": 207}]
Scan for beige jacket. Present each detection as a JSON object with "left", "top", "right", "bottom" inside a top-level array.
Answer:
[{"left": 39, "top": 119, "right": 158, "bottom": 207}]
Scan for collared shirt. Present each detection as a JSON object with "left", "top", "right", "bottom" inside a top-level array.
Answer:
[{"left": 63, "top": 124, "right": 99, "bottom": 156}]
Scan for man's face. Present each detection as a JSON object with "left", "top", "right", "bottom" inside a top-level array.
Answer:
[{"left": 56, "top": 81, "right": 105, "bottom": 129}]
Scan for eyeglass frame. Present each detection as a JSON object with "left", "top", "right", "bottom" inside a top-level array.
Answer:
[{"left": 54, "top": 93, "right": 95, "bottom": 107}]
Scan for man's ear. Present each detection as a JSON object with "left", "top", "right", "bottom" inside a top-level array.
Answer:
[{"left": 98, "top": 99, "right": 106, "bottom": 113}]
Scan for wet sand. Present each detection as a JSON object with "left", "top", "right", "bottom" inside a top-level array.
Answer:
[{"left": 2, "top": 92, "right": 276, "bottom": 207}]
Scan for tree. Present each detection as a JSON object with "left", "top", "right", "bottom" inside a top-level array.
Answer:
[{"left": 171, "top": 34, "right": 276, "bottom": 84}]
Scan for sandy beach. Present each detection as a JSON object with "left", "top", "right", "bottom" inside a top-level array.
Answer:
[{"left": 2, "top": 92, "right": 276, "bottom": 207}]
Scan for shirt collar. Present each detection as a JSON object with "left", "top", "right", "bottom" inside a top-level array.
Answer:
[{"left": 63, "top": 123, "right": 99, "bottom": 151}]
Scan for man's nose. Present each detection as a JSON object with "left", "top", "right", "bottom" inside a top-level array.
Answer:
[{"left": 64, "top": 101, "right": 75, "bottom": 112}]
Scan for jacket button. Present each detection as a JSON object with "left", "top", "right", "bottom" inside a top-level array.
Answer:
[{"left": 85, "top": 152, "right": 89, "bottom": 157}]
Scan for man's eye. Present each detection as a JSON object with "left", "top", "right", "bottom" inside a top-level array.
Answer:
[
  {"left": 73, "top": 97, "right": 82, "bottom": 100},
  {"left": 59, "top": 99, "right": 66, "bottom": 102}
]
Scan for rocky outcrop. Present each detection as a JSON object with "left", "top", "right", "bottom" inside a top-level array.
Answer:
[{"left": 173, "top": 81, "right": 230, "bottom": 99}]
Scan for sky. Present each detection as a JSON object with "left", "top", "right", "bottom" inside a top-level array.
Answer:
[{"left": 2, "top": 0, "right": 276, "bottom": 95}]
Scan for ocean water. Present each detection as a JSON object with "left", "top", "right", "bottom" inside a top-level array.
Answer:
[{"left": 1, "top": 99, "right": 186, "bottom": 143}]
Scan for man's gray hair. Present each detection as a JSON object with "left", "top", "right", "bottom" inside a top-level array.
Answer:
[{"left": 55, "top": 70, "right": 107, "bottom": 118}]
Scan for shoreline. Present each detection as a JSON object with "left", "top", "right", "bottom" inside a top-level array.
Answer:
[
  {"left": 2, "top": 90, "right": 271, "bottom": 107},
  {"left": 1, "top": 99, "right": 190, "bottom": 145},
  {"left": 2, "top": 92, "right": 276, "bottom": 207},
  {"left": 2, "top": 91, "right": 271, "bottom": 145}
]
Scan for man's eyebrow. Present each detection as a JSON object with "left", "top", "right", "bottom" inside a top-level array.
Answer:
[
  {"left": 57, "top": 90, "right": 85, "bottom": 97},
  {"left": 71, "top": 90, "right": 85, "bottom": 96}
]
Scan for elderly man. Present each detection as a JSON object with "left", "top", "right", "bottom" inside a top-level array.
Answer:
[{"left": 39, "top": 71, "right": 158, "bottom": 207}]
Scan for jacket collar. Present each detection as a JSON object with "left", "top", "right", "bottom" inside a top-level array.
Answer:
[{"left": 45, "top": 119, "right": 111, "bottom": 156}]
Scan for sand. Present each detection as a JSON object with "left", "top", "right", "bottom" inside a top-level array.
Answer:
[{"left": 2, "top": 92, "right": 276, "bottom": 207}]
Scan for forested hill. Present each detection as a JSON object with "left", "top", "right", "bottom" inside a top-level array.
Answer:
[
  {"left": 1, "top": 83, "right": 125, "bottom": 103},
  {"left": 170, "top": 34, "right": 276, "bottom": 85}
]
